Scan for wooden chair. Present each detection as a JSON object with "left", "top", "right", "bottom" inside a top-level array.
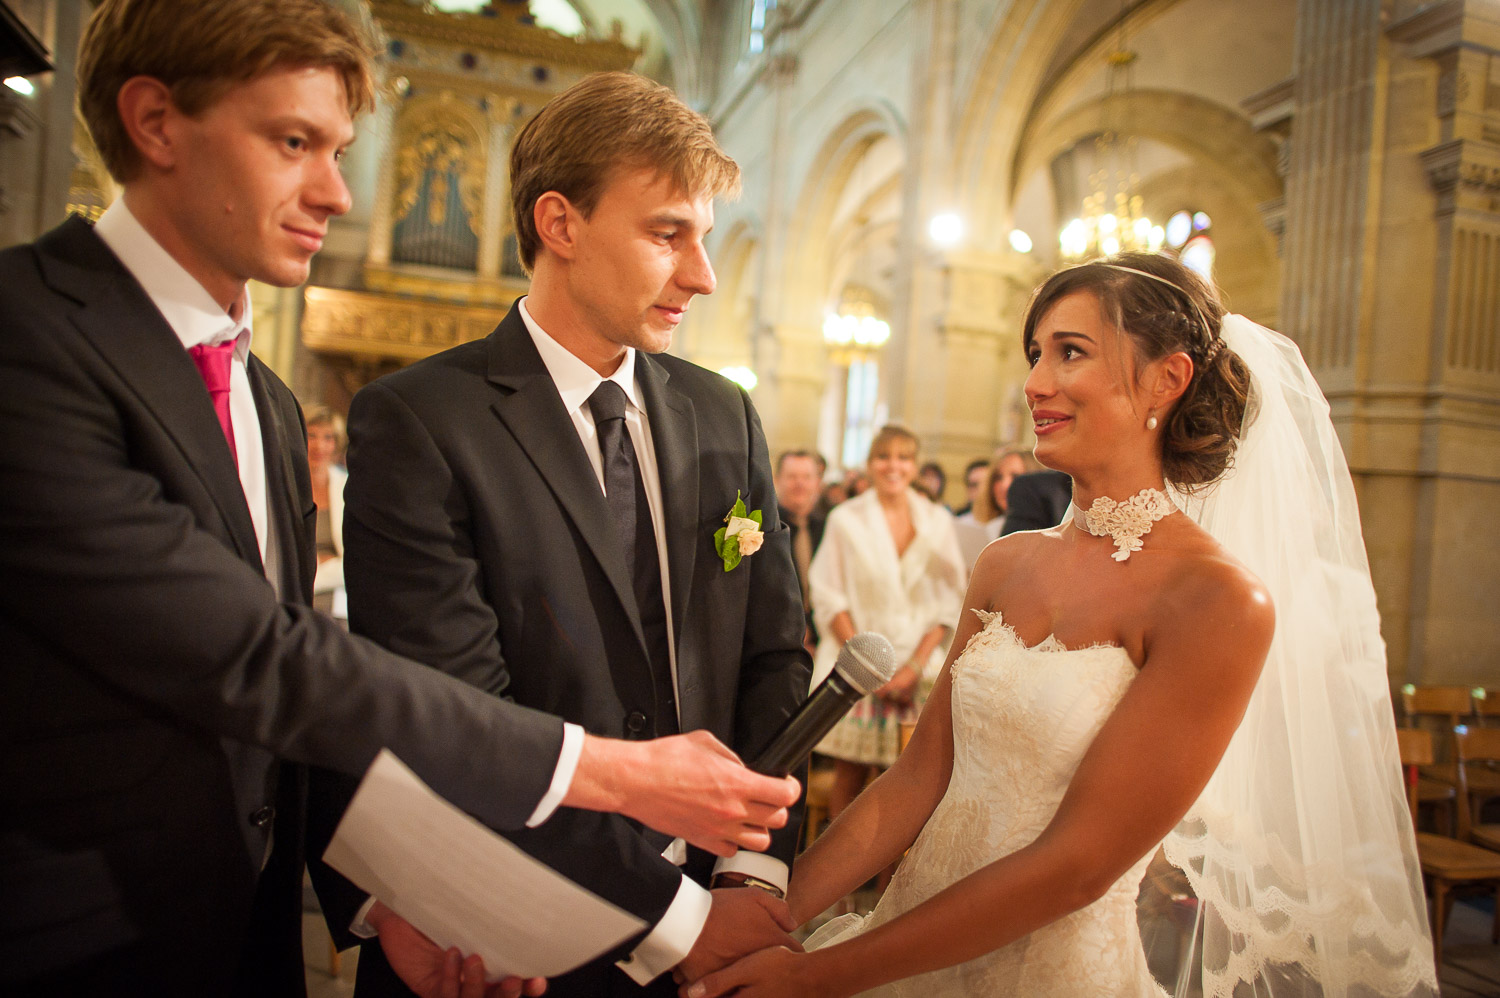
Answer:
[
  {"left": 1398, "top": 727, "right": 1500, "bottom": 972},
  {"left": 1455, "top": 726, "right": 1500, "bottom": 857},
  {"left": 1417, "top": 688, "right": 1500, "bottom": 815},
  {"left": 1401, "top": 684, "right": 1474, "bottom": 726},
  {"left": 1401, "top": 685, "right": 1474, "bottom": 832},
  {"left": 1470, "top": 690, "right": 1500, "bottom": 813},
  {"left": 1476, "top": 688, "right": 1500, "bottom": 726},
  {"left": 801, "top": 764, "right": 837, "bottom": 851}
]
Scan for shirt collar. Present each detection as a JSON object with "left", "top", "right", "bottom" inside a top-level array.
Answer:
[
  {"left": 518, "top": 296, "right": 641, "bottom": 417},
  {"left": 94, "top": 198, "right": 253, "bottom": 357}
]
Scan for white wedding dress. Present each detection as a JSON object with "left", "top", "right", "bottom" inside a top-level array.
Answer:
[{"left": 807, "top": 609, "right": 1168, "bottom": 997}]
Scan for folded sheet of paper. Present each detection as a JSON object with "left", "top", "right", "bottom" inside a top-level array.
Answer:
[{"left": 324, "top": 749, "right": 647, "bottom": 979}]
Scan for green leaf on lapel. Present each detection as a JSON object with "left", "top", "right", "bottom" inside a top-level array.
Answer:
[
  {"left": 714, "top": 525, "right": 741, "bottom": 572},
  {"left": 717, "top": 491, "right": 761, "bottom": 572}
]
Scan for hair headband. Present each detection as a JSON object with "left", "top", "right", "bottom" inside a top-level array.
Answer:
[{"left": 1095, "top": 263, "right": 1223, "bottom": 365}]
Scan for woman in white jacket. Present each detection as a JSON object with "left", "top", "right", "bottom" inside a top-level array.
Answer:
[
  {"left": 811, "top": 425, "right": 967, "bottom": 822},
  {"left": 306, "top": 405, "right": 348, "bottom": 624}
]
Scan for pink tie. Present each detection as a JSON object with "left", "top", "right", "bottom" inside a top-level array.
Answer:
[{"left": 188, "top": 341, "right": 238, "bottom": 467}]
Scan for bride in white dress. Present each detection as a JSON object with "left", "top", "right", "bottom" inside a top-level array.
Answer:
[{"left": 684, "top": 255, "right": 1435, "bottom": 998}]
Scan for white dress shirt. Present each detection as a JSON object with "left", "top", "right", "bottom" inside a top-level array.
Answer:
[
  {"left": 518, "top": 299, "right": 789, "bottom": 983},
  {"left": 94, "top": 200, "right": 280, "bottom": 596}
]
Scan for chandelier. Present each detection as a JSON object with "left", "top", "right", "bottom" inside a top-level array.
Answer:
[
  {"left": 1058, "top": 47, "right": 1164, "bottom": 261},
  {"left": 822, "top": 295, "right": 890, "bottom": 365}
]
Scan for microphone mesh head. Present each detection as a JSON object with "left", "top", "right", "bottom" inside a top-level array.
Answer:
[{"left": 834, "top": 632, "right": 898, "bottom": 695}]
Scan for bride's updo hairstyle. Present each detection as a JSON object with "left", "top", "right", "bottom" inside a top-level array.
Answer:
[{"left": 1021, "top": 252, "right": 1252, "bottom": 489}]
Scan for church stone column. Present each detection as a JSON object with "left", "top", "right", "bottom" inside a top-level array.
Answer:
[
  {"left": 365, "top": 96, "right": 400, "bottom": 267},
  {"left": 477, "top": 98, "right": 517, "bottom": 279},
  {"left": 37, "top": 0, "right": 83, "bottom": 232},
  {"left": 1391, "top": 1, "right": 1500, "bottom": 685},
  {"left": 746, "top": 29, "right": 821, "bottom": 458},
  {"left": 913, "top": 250, "right": 1042, "bottom": 501},
  {"left": 886, "top": 0, "right": 959, "bottom": 437},
  {"left": 1282, "top": 0, "right": 1500, "bottom": 684},
  {"left": 755, "top": 321, "right": 826, "bottom": 457},
  {"left": 1279, "top": 0, "right": 1383, "bottom": 382}
]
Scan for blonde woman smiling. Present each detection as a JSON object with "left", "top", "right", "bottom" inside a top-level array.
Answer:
[{"left": 809, "top": 425, "right": 967, "bottom": 823}]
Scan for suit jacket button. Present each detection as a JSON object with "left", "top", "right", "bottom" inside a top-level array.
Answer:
[
  {"left": 250, "top": 805, "right": 276, "bottom": 828},
  {"left": 625, "top": 711, "right": 648, "bottom": 735}
]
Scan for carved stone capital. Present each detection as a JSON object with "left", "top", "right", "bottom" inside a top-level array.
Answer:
[
  {"left": 1423, "top": 138, "right": 1500, "bottom": 191},
  {"left": 1421, "top": 138, "right": 1500, "bottom": 215},
  {"left": 1386, "top": 0, "right": 1468, "bottom": 59},
  {"left": 1239, "top": 76, "right": 1295, "bottom": 135},
  {"left": 932, "top": 250, "right": 1039, "bottom": 347}
]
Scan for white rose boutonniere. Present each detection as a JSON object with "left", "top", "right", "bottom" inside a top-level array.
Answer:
[{"left": 714, "top": 492, "right": 764, "bottom": 572}]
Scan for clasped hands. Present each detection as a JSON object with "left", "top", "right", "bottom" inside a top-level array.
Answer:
[
  {"left": 371, "top": 886, "right": 806, "bottom": 998},
  {"left": 366, "top": 729, "right": 803, "bottom": 998},
  {"left": 674, "top": 887, "right": 819, "bottom": 998}
]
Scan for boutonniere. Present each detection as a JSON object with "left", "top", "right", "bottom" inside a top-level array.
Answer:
[{"left": 714, "top": 491, "right": 764, "bottom": 572}]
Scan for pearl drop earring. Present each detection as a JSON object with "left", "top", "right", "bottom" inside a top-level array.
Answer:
[{"left": 1146, "top": 415, "right": 1159, "bottom": 430}]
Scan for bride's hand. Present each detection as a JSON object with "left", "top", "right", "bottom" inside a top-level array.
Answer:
[{"left": 680, "top": 946, "right": 824, "bottom": 998}]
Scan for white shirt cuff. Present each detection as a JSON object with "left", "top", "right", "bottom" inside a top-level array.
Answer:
[
  {"left": 349, "top": 895, "right": 379, "bottom": 939},
  {"left": 615, "top": 875, "right": 712, "bottom": 984},
  {"left": 712, "top": 851, "right": 790, "bottom": 894},
  {"left": 526, "top": 722, "right": 584, "bottom": 827}
]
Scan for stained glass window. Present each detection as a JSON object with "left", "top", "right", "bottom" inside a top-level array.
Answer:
[
  {"left": 1164, "top": 209, "right": 1213, "bottom": 279},
  {"left": 749, "top": 0, "right": 777, "bottom": 54}
]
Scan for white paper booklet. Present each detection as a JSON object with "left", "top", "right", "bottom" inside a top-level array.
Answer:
[{"left": 323, "top": 749, "right": 647, "bottom": 979}]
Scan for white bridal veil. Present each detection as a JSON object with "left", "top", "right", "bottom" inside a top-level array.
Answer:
[{"left": 1162, "top": 315, "right": 1437, "bottom": 997}]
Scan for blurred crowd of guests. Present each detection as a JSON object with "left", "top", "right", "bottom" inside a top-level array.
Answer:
[{"left": 772, "top": 428, "right": 1073, "bottom": 836}]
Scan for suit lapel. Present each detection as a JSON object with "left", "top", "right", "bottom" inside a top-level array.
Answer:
[
  {"left": 635, "top": 354, "right": 699, "bottom": 652},
  {"left": 249, "top": 358, "right": 310, "bottom": 599},
  {"left": 37, "top": 219, "right": 262, "bottom": 567},
  {"left": 485, "top": 307, "right": 649, "bottom": 653}
]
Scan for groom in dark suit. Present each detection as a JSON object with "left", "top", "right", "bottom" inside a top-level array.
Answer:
[
  {"left": 0, "top": 5, "right": 797, "bottom": 995},
  {"left": 311, "top": 72, "right": 812, "bottom": 997}
]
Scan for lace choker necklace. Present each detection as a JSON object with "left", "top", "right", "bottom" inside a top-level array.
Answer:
[{"left": 1071, "top": 488, "right": 1176, "bottom": 562}]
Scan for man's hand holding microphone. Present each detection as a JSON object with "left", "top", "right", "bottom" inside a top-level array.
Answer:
[{"left": 563, "top": 632, "right": 895, "bottom": 854}]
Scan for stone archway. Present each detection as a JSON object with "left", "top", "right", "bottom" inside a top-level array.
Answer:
[
  {"left": 1011, "top": 89, "right": 1280, "bottom": 211},
  {"left": 950, "top": 0, "right": 1097, "bottom": 246},
  {"left": 779, "top": 102, "right": 906, "bottom": 320},
  {"left": 1010, "top": 88, "right": 1283, "bottom": 318},
  {"left": 757, "top": 100, "right": 907, "bottom": 454}
]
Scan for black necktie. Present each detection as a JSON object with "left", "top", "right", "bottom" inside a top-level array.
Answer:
[{"left": 587, "top": 381, "right": 677, "bottom": 735}]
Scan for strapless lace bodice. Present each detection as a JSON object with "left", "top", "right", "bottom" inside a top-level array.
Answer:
[{"left": 807, "top": 610, "right": 1168, "bottom": 997}]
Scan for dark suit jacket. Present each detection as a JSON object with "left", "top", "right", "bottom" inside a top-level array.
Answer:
[
  {"left": 1001, "top": 470, "right": 1073, "bottom": 534},
  {"left": 0, "top": 218, "right": 568, "bottom": 996},
  {"left": 310, "top": 304, "right": 811, "bottom": 997}
]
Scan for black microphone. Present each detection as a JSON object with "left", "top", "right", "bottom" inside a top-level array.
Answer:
[{"left": 751, "top": 632, "right": 898, "bottom": 777}]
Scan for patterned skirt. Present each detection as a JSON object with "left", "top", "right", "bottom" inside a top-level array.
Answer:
[{"left": 815, "top": 693, "right": 921, "bottom": 768}]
